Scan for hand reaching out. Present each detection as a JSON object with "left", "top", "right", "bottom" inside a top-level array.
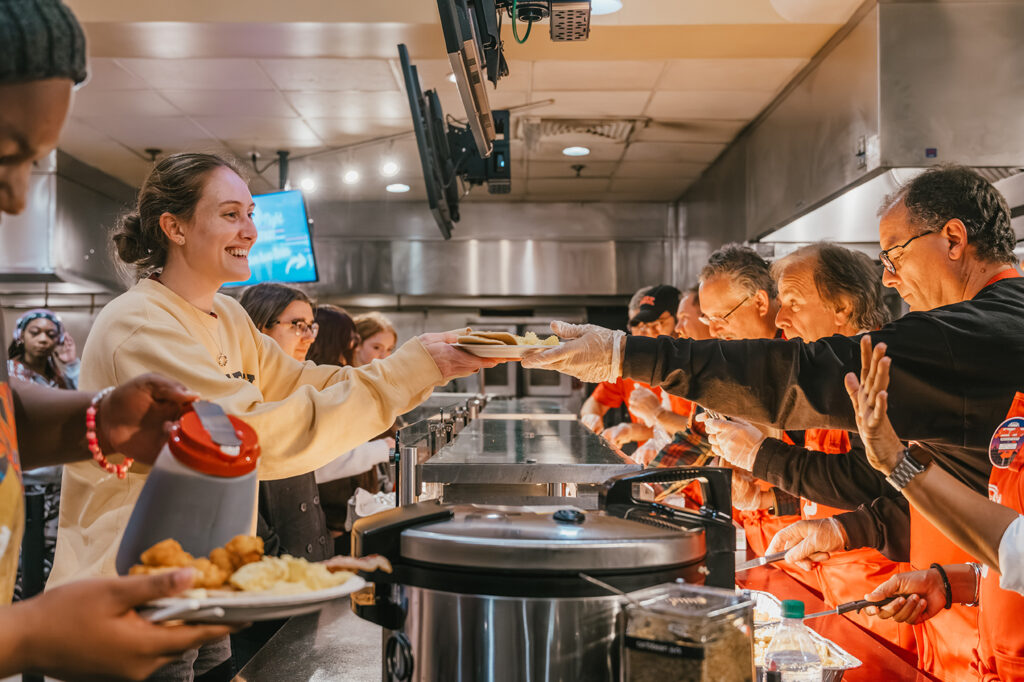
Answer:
[
  {"left": 698, "top": 414, "right": 764, "bottom": 471},
  {"left": 862, "top": 568, "right": 947, "bottom": 625},
  {"left": 766, "top": 517, "right": 848, "bottom": 571},
  {"left": 843, "top": 335, "right": 905, "bottom": 475},
  {"left": 627, "top": 386, "right": 662, "bottom": 426},
  {"left": 520, "top": 321, "right": 624, "bottom": 383},
  {"left": 602, "top": 421, "right": 653, "bottom": 448},
  {"left": 580, "top": 413, "right": 604, "bottom": 434}
]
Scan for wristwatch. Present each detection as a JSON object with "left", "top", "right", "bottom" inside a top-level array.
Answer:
[{"left": 885, "top": 447, "right": 928, "bottom": 490}]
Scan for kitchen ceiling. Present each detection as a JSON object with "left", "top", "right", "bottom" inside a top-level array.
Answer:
[{"left": 62, "top": 0, "right": 863, "bottom": 203}]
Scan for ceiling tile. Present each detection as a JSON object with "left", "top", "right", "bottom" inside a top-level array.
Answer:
[
  {"left": 528, "top": 160, "right": 618, "bottom": 179},
  {"left": 304, "top": 118, "right": 411, "bottom": 145},
  {"left": 402, "top": 58, "right": 533, "bottom": 93},
  {"left": 660, "top": 58, "right": 808, "bottom": 91},
  {"left": 644, "top": 90, "right": 774, "bottom": 119},
  {"left": 632, "top": 120, "right": 746, "bottom": 144},
  {"left": 532, "top": 61, "right": 662, "bottom": 91},
  {"left": 531, "top": 91, "right": 651, "bottom": 118},
  {"left": 610, "top": 178, "right": 691, "bottom": 194},
  {"left": 58, "top": 119, "right": 153, "bottom": 186},
  {"left": 526, "top": 178, "right": 611, "bottom": 194},
  {"left": 194, "top": 117, "right": 323, "bottom": 147},
  {"left": 260, "top": 59, "right": 397, "bottom": 92},
  {"left": 77, "top": 115, "right": 219, "bottom": 152},
  {"left": 614, "top": 160, "right": 707, "bottom": 179},
  {"left": 622, "top": 141, "right": 725, "bottom": 163},
  {"left": 286, "top": 91, "right": 409, "bottom": 119},
  {"left": 118, "top": 58, "right": 276, "bottom": 90},
  {"left": 161, "top": 90, "right": 297, "bottom": 118},
  {"left": 85, "top": 59, "right": 150, "bottom": 90},
  {"left": 435, "top": 90, "right": 529, "bottom": 122},
  {"left": 70, "top": 90, "right": 172, "bottom": 118}
]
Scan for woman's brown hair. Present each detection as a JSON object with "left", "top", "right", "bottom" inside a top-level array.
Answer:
[
  {"left": 306, "top": 305, "right": 359, "bottom": 367},
  {"left": 112, "top": 152, "right": 245, "bottom": 279},
  {"left": 354, "top": 311, "right": 396, "bottom": 346},
  {"left": 238, "top": 283, "right": 313, "bottom": 332}
]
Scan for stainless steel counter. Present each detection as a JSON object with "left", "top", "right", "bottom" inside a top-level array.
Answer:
[
  {"left": 419, "top": 417, "right": 639, "bottom": 485},
  {"left": 234, "top": 597, "right": 382, "bottom": 682}
]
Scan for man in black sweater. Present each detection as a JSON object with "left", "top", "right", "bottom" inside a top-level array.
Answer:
[{"left": 524, "top": 165, "right": 1023, "bottom": 563}]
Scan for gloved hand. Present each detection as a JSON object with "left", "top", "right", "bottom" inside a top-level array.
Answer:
[
  {"left": 731, "top": 468, "right": 773, "bottom": 511},
  {"left": 766, "top": 517, "right": 848, "bottom": 571},
  {"left": 861, "top": 569, "right": 948, "bottom": 625},
  {"left": 580, "top": 413, "right": 604, "bottom": 434},
  {"left": 602, "top": 421, "right": 653, "bottom": 448},
  {"left": 521, "top": 321, "right": 625, "bottom": 384},
  {"left": 627, "top": 386, "right": 663, "bottom": 427},
  {"left": 632, "top": 439, "right": 659, "bottom": 466},
  {"left": 698, "top": 414, "right": 765, "bottom": 471}
]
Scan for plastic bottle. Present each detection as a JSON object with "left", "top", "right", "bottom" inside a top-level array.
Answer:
[
  {"left": 763, "top": 599, "right": 822, "bottom": 682},
  {"left": 115, "top": 403, "right": 261, "bottom": 574}
]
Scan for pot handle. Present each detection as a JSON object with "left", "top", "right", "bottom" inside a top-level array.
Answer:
[{"left": 599, "top": 466, "right": 732, "bottom": 522}]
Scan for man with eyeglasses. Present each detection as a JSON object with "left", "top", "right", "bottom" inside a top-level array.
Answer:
[{"left": 524, "top": 165, "right": 1022, "bottom": 681}]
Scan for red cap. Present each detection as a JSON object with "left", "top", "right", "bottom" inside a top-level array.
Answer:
[{"left": 167, "top": 411, "right": 260, "bottom": 477}]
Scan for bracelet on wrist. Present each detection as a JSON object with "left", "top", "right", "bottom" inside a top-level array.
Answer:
[
  {"left": 964, "top": 562, "right": 982, "bottom": 607},
  {"left": 86, "top": 386, "right": 133, "bottom": 479},
  {"left": 930, "top": 563, "right": 953, "bottom": 610}
]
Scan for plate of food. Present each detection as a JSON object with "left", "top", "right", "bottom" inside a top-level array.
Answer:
[
  {"left": 134, "top": 537, "right": 391, "bottom": 624},
  {"left": 453, "top": 330, "right": 562, "bottom": 358}
]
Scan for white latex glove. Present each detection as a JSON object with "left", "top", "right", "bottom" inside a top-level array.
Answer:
[
  {"left": 627, "top": 386, "right": 663, "bottom": 427},
  {"left": 766, "top": 517, "right": 849, "bottom": 571},
  {"left": 731, "top": 468, "right": 773, "bottom": 511},
  {"left": 632, "top": 440, "right": 659, "bottom": 466},
  {"left": 602, "top": 421, "right": 653, "bottom": 448},
  {"left": 699, "top": 415, "right": 765, "bottom": 471},
  {"left": 521, "top": 321, "right": 624, "bottom": 384},
  {"left": 580, "top": 413, "right": 604, "bottom": 434}
]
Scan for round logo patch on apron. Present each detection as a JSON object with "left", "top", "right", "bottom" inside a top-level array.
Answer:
[{"left": 989, "top": 417, "right": 1024, "bottom": 469}]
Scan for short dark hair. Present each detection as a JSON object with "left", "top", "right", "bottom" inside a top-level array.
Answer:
[
  {"left": 880, "top": 165, "right": 1016, "bottom": 265},
  {"left": 700, "top": 244, "right": 776, "bottom": 298},
  {"left": 307, "top": 305, "right": 359, "bottom": 367},
  {"left": 238, "top": 283, "right": 312, "bottom": 332},
  {"left": 773, "top": 243, "right": 892, "bottom": 331}
]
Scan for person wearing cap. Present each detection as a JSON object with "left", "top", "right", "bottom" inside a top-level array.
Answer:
[
  {"left": 578, "top": 285, "right": 692, "bottom": 458},
  {"left": 522, "top": 165, "right": 1021, "bottom": 681},
  {"left": 0, "top": 1, "right": 234, "bottom": 679}
]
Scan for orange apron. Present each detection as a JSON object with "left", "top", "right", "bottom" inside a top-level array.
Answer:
[
  {"left": 973, "top": 392, "right": 1024, "bottom": 682},
  {"left": 802, "top": 429, "right": 916, "bottom": 653}
]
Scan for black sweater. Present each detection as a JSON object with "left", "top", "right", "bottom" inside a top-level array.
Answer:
[{"left": 624, "top": 276, "right": 1024, "bottom": 560}]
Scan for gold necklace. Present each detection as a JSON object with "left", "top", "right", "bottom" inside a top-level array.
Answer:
[{"left": 189, "top": 305, "right": 228, "bottom": 367}]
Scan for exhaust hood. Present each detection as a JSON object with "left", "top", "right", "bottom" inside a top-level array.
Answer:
[{"left": 679, "top": 1, "right": 1024, "bottom": 256}]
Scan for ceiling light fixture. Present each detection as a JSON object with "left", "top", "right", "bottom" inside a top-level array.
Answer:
[
  {"left": 380, "top": 159, "right": 400, "bottom": 177},
  {"left": 299, "top": 176, "right": 316, "bottom": 192},
  {"left": 562, "top": 146, "right": 591, "bottom": 157},
  {"left": 342, "top": 169, "right": 360, "bottom": 185},
  {"left": 386, "top": 183, "right": 411, "bottom": 193},
  {"left": 590, "top": 0, "right": 623, "bottom": 15}
]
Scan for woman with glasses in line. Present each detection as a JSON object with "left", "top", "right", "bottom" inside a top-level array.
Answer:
[{"left": 51, "top": 152, "right": 499, "bottom": 682}]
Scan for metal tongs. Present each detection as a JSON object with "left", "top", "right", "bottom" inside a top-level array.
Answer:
[
  {"left": 803, "top": 596, "right": 898, "bottom": 620},
  {"left": 735, "top": 551, "right": 788, "bottom": 573}
]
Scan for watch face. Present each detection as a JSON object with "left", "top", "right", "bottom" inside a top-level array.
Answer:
[{"left": 989, "top": 417, "right": 1024, "bottom": 469}]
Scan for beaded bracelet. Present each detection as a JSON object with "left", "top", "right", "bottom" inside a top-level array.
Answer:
[{"left": 86, "top": 386, "right": 133, "bottom": 479}]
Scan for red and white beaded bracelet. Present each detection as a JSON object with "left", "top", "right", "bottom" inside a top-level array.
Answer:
[{"left": 86, "top": 386, "right": 133, "bottom": 479}]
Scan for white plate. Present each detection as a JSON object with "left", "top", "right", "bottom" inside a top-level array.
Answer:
[
  {"left": 142, "top": 575, "right": 367, "bottom": 624},
  {"left": 453, "top": 342, "right": 562, "bottom": 358}
]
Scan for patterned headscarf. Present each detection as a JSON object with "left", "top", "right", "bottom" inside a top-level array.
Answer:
[{"left": 13, "top": 309, "right": 65, "bottom": 344}]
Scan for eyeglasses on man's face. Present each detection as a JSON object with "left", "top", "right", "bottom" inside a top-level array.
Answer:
[
  {"left": 270, "top": 319, "right": 319, "bottom": 338},
  {"left": 698, "top": 294, "right": 751, "bottom": 327},
  {"left": 879, "top": 231, "right": 935, "bottom": 274}
]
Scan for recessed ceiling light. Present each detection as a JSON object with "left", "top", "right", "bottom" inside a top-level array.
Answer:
[
  {"left": 447, "top": 73, "right": 457, "bottom": 83},
  {"left": 299, "top": 176, "right": 316, "bottom": 192},
  {"left": 342, "top": 169, "right": 360, "bottom": 185},
  {"left": 590, "top": 0, "right": 623, "bottom": 15},
  {"left": 380, "top": 160, "right": 400, "bottom": 177},
  {"left": 386, "top": 183, "right": 411, "bottom": 193},
  {"left": 562, "top": 146, "right": 591, "bottom": 157}
]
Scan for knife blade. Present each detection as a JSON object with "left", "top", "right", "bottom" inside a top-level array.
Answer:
[
  {"left": 735, "top": 551, "right": 789, "bottom": 572},
  {"left": 803, "top": 596, "right": 898, "bottom": 620}
]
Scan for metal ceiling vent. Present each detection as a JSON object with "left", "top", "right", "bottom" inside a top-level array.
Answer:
[{"left": 518, "top": 118, "right": 642, "bottom": 151}]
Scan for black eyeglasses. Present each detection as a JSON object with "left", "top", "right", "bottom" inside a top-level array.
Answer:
[
  {"left": 698, "top": 294, "right": 751, "bottom": 327},
  {"left": 269, "top": 319, "right": 319, "bottom": 338},
  {"left": 879, "top": 232, "right": 934, "bottom": 274}
]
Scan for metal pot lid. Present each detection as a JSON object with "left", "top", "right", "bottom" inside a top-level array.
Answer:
[{"left": 399, "top": 504, "right": 705, "bottom": 572}]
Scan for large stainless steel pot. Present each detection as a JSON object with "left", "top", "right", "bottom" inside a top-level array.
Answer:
[{"left": 351, "top": 468, "right": 736, "bottom": 682}]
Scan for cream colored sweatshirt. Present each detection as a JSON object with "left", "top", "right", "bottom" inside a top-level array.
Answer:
[{"left": 50, "top": 278, "right": 442, "bottom": 585}]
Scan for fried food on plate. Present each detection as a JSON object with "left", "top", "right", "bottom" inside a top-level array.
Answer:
[
  {"left": 225, "top": 534, "right": 264, "bottom": 568},
  {"left": 458, "top": 330, "right": 559, "bottom": 346},
  {"left": 140, "top": 538, "right": 192, "bottom": 568}
]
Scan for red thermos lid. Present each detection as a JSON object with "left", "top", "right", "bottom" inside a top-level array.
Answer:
[{"left": 168, "top": 410, "right": 260, "bottom": 477}]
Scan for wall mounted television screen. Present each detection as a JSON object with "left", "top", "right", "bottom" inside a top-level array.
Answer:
[{"left": 226, "top": 189, "right": 318, "bottom": 287}]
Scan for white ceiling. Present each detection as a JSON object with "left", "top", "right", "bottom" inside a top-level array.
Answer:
[{"left": 61, "top": 0, "right": 862, "bottom": 203}]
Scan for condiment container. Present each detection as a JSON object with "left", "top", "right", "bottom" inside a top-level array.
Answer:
[
  {"left": 623, "top": 581, "right": 755, "bottom": 682},
  {"left": 116, "top": 401, "right": 260, "bottom": 574}
]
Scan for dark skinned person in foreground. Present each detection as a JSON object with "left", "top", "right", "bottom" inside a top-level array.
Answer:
[
  {"left": 523, "top": 165, "right": 1023, "bottom": 681},
  {"left": 0, "top": 1, "right": 234, "bottom": 679}
]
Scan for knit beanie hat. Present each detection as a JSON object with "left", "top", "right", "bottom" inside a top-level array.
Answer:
[{"left": 0, "top": 0, "right": 87, "bottom": 86}]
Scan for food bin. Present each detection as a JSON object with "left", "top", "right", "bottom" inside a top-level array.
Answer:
[
  {"left": 623, "top": 581, "right": 755, "bottom": 682},
  {"left": 754, "top": 622, "right": 862, "bottom": 682},
  {"left": 745, "top": 589, "right": 782, "bottom": 627}
]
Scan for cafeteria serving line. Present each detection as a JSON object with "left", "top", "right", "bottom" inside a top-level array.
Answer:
[{"left": 3, "top": 0, "right": 1024, "bottom": 681}]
